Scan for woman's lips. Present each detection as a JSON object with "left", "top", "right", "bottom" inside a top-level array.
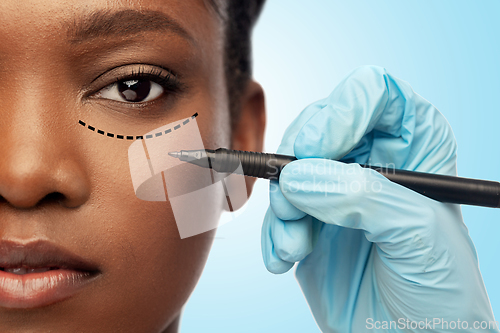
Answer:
[{"left": 0, "top": 240, "right": 100, "bottom": 309}]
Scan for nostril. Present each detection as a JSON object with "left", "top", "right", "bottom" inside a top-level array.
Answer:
[
  {"left": 0, "top": 190, "right": 66, "bottom": 210},
  {"left": 41, "top": 192, "right": 66, "bottom": 205}
]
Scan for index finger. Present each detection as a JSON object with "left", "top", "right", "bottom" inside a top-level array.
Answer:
[{"left": 288, "top": 65, "right": 414, "bottom": 160}]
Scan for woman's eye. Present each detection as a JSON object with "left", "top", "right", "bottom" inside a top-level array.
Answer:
[{"left": 97, "top": 79, "right": 164, "bottom": 103}]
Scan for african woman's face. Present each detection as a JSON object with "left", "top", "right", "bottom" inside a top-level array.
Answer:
[{"left": 0, "top": 0, "right": 259, "bottom": 332}]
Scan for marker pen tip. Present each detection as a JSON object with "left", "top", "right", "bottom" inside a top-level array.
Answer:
[{"left": 168, "top": 151, "right": 181, "bottom": 158}]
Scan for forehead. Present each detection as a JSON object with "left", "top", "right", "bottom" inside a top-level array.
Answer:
[{"left": 0, "top": 0, "right": 222, "bottom": 48}]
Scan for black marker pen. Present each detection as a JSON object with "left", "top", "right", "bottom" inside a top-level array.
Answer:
[{"left": 168, "top": 148, "right": 500, "bottom": 208}]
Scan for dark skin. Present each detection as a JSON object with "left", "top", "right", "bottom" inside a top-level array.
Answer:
[{"left": 0, "top": 0, "right": 265, "bottom": 332}]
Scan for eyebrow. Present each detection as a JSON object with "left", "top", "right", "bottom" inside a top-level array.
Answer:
[{"left": 67, "top": 9, "right": 193, "bottom": 43}]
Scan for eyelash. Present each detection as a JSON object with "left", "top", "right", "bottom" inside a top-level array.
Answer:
[{"left": 112, "top": 66, "right": 181, "bottom": 94}]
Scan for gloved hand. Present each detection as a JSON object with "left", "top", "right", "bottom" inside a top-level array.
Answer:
[{"left": 261, "top": 66, "right": 498, "bottom": 332}]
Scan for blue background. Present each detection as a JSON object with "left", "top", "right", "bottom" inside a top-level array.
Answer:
[{"left": 182, "top": 1, "right": 500, "bottom": 331}]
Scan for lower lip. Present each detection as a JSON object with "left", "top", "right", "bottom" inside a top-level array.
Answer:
[{"left": 0, "top": 269, "right": 98, "bottom": 308}]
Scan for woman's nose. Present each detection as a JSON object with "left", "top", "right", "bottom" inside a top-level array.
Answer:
[{"left": 0, "top": 113, "right": 91, "bottom": 210}]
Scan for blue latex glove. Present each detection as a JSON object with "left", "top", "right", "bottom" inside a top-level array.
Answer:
[{"left": 262, "top": 66, "right": 498, "bottom": 332}]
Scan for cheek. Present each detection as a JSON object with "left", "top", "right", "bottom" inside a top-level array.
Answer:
[
  {"left": 75, "top": 120, "right": 221, "bottom": 330},
  {"left": 83, "top": 167, "right": 217, "bottom": 331}
]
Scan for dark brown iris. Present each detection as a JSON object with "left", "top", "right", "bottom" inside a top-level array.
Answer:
[{"left": 118, "top": 79, "right": 152, "bottom": 102}]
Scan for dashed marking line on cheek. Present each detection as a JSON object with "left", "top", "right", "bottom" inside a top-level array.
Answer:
[{"left": 77, "top": 112, "right": 198, "bottom": 140}]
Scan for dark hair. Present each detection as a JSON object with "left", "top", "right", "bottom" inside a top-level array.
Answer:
[{"left": 207, "top": 0, "right": 266, "bottom": 127}]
